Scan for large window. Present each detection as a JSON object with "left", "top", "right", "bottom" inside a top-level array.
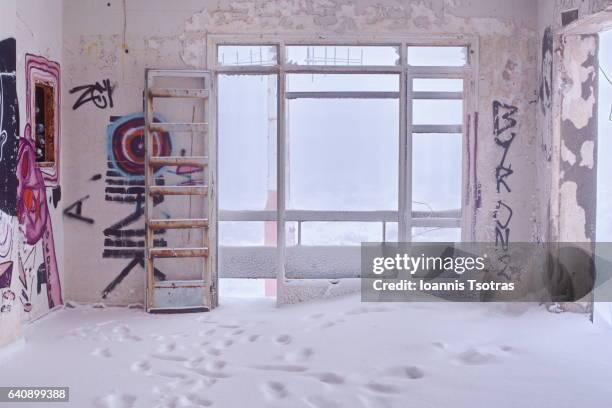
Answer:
[{"left": 214, "top": 40, "right": 474, "bottom": 279}]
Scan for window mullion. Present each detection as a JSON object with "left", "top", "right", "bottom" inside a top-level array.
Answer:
[
  {"left": 403, "top": 69, "right": 414, "bottom": 243},
  {"left": 277, "top": 42, "right": 287, "bottom": 285}
]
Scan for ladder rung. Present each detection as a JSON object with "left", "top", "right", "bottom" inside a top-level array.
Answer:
[
  {"left": 149, "top": 185, "right": 208, "bottom": 196},
  {"left": 149, "top": 218, "right": 209, "bottom": 230},
  {"left": 149, "top": 247, "right": 209, "bottom": 258},
  {"left": 150, "top": 122, "right": 208, "bottom": 133},
  {"left": 149, "top": 88, "right": 209, "bottom": 98},
  {"left": 154, "top": 279, "right": 206, "bottom": 289},
  {"left": 150, "top": 156, "right": 208, "bottom": 167}
]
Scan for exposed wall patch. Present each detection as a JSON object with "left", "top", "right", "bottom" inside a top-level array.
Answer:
[{"left": 579, "top": 140, "right": 595, "bottom": 169}]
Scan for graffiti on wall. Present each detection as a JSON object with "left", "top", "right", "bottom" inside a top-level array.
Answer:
[
  {"left": 63, "top": 195, "right": 94, "bottom": 224},
  {"left": 69, "top": 79, "right": 114, "bottom": 110},
  {"left": 492, "top": 100, "right": 519, "bottom": 280},
  {"left": 0, "top": 38, "right": 19, "bottom": 314},
  {"left": 0, "top": 41, "right": 63, "bottom": 315},
  {"left": 101, "top": 113, "right": 171, "bottom": 298},
  {"left": 17, "top": 128, "right": 62, "bottom": 310},
  {"left": 0, "top": 39, "right": 19, "bottom": 218},
  {"left": 25, "top": 54, "right": 61, "bottom": 186}
]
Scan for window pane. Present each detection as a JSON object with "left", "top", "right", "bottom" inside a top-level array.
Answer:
[
  {"left": 408, "top": 46, "right": 467, "bottom": 66},
  {"left": 219, "top": 74, "right": 277, "bottom": 211},
  {"left": 412, "top": 134, "right": 462, "bottom": 212},
  {"left": 413, "top": 78, "right": 463, "bottom": 92},
  {"left": 385, "top": 222, "right": 398, "bottom": 242},
  {"left": 219, "top": 221, "right": 276, "bottom": 246},
  {"left": 286, "top": 46, "right": 400, "bottom": 66},
  {"left": 413, "top": 99, "right": 463, "bottom": 125},
  {"left": 301, "top": 222, "right": 382, "bottom": 245},
  {"left": 287, "top": 98, "right": 399, "bottom": 211},
  {"left": 287, "top": 74, "right": 399, "bottom": 92},
  {"left": 412, "top": 228, "right": 461, "bottom": 242},
  {"left": 217, "top": 45, "right": 277, "bottom": 66}
]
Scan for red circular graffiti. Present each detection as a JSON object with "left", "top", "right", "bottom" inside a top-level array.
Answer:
[
  {"left": 111, "top": 116, "right": 172, "bottom": 176},
  {"left": 17, "top": 129, "right": 47, "bottom": 245}
]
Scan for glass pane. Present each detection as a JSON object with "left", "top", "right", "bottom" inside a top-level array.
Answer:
[
  {"left": 285, "top": 222, "right": 299, "bottom": 246},
  {"left": 385, "top": 222, "right": 398, "bottom": 242},
  {"left": 219, "top": 75, "right": 277, "bottom": 211},
  {"left": 412, "top": 227, "right": 461, "bottom": 242},
  {"left": 287, "top": 74, "right": 399, "bottom": 92},
  {"left": 286, "top": 45, "right": 400, "bottom": 66},
  {"left": 301, "top": 222, "right": 382, "bottom": 245},
  {"left": 413, "top": 100, "right": 463, "bottom": 125},
  {"left": 287, "top": 98, "right": 399, "bottom": 211},
  {"left": 413, "top": 78, "right": 463, "bottom": 92},
  {"left": 217, "top": 45, "right": 277, "bottom": 66},
  {"left": 412, "top": 134, "right": 462, "bottom": 212},
  {"left": 408, "top": 46, "right": 467, "bottom": 66},
  {"left": 219, "top": 221, "right": 277, "bottom": 246}
]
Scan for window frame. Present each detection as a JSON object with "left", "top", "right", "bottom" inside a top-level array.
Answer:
[
  {"left": 209, "top": 34, "right": 478, "bottom": 279},
  {"left": 25, "top": 54, "right": 61, "bottom": 186}
]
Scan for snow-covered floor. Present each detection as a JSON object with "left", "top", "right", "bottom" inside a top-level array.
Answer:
[{"left": 2, "top": 295, "right": 612, "bottom": 408}]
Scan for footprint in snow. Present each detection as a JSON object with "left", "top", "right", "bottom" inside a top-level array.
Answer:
[
  {"left": 261, "top": 381, "right": 289, "bottom": 400},
  {"left": 91, "top": 347, "right": 112, "bottom": 358},
  {"left": 456, "top": 348, "right": 497, "bottom": 365},
  {"left": 382, "top": 365, "right": 424, "bottom": 380},
  {"left": 365, "top": 381, "right": 400, "bottom": 394},
  {"left": 252, "top": 364, "right": 308, "bottom": 372},
  {"left": 275, "top": 334, "right": 292, "bottom": 345},
  {"left": 309, "top": 371, "right": 345, "bottom": 385},
  {"left": 205, "top": 347, "right": 222, "bottom": 356},
  {"left": 157, "top": 342, "right": 176, "bottom": 353},
  {"left": 190, "top": 367, "right": 231, "bottom": 379},
  {"left": 155, "top": 371, "right": 189, "bottom": 380},
  {"left": 130, "top": 360, "right": 151, "bottom": 372},
  {"left": 183, "top": 356, "right": 206, "bottom": 368},
  {"left": 205, "top": 359, "right": 227, "bottom": 371},
  {"left": 303, "top": 395, "right": 341, "bottom": 408},
  {"left": 93, "top": 392, "right": 137, "bottom": 408},
  {"left": 215, "top": 338, "right": 233, "bottom": 348},
  {"left": 230, "top": 329, "right": 245, "bottom": 336},
  {"left": 149, "top": 353, "right": 189, "bottom": 362}
]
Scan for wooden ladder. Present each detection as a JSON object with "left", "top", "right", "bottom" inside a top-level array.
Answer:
[{"left": 144, "top": 69, "right": 217, "bottom": 313}]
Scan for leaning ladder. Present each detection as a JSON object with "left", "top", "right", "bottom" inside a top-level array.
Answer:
[{"left": 144, "top": 69, "right": 217, "bottom": 313}]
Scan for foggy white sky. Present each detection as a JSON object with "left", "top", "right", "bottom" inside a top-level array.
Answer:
[{"left": 217, "top": 47, "right": 465, "bottom": 245}]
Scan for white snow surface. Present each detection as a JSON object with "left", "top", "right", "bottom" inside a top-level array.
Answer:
[{"left": 1, "top": 295, "right": 612, "bottom": 408}]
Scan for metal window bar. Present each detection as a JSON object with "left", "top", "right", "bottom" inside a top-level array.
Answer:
[{"left": 208, "top": 36, "right": 476, "bottom": 284}]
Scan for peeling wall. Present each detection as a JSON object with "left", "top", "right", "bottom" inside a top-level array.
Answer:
[
  {"left": 536, "top": 0, "right": 610, "bottom": 246},
  {"left": 558, "top": 34, "right": 599, "bottom": 242},
  {"left": 61, "top": 0, "right": 539, "bottom": 305}
]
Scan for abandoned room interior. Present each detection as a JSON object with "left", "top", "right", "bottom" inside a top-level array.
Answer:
[{"left": 1, "top": 0, "right": 612, "bottom": 407}]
